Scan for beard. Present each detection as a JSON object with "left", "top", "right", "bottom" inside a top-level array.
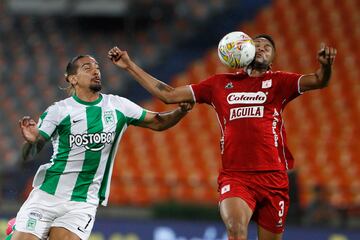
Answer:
[
  {"left": 249, "top": 59, "right": 270, "bottom": 71},
  {"left": 89, "top": 83, "right": 102, "bottom": 92}
]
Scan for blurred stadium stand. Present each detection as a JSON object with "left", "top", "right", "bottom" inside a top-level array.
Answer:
[{"left": 1, "top": 0, "right": 360, "bottom": 231}]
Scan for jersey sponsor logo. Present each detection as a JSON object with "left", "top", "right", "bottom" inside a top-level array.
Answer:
[
  {"left": 230, "top": 106, "right": 264, "bottom": 120},
  {"left": 227, "top": 92, "right": 267, "bottom": 104},
  {"left": 225, "top": 82, "right": 234, "bottom": 89},
  {"left": 28, "top": 210, "right": 42, "bottom": 220},
  {"left": 72, "top": 119, "right": 82, "bottom": 124},
  {"left": 69, "top": 132, "right": 115, "bottom": 151},
  {"left": 272, "top": 109, "right": 280, "bottom": 147},
  {"left": 221, "top": 184, "right": 230, "bottom": 194}
]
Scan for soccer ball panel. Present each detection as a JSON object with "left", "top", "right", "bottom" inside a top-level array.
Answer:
[{"left": 217, "top": 31, "right": 256, "bottom": 69}]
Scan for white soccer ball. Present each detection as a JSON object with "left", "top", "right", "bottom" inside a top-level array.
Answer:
[{"left": 217, "top": 31, "right": 256, "bottom": 68}]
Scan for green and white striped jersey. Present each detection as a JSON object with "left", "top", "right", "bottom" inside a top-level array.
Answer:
[{"left": 34, "top": 94, "right": 146, "bottom": 206}]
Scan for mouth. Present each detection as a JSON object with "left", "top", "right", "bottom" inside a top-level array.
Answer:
[{"left": 92, "top": 76, "right": 101, "bottom": 84}]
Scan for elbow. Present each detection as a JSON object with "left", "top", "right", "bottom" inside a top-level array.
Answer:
[
  {"left": 153, "top": 125, "right": 166, "bottom": 132},
  {"left": 150, "top": 122, "right": 166, "bottom": 131},
  {"left": 315, "top": 82, "right": 327, "bottom": 90},
  {"left": 318, "top": 79, "right": 330, "bottom": 89},
  {"left": 161, "top": 97, "right": 172, "bottom": 104},
  {"left": 320, "top": 83, "right": 329, "bottom": 89}
]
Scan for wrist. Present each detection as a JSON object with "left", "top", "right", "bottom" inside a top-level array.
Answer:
[
  {"left": 125, "top": 61, "right": 136, "bottom": 71},
  {"left": 320, "top": 61, "right": 332, "bottom": 68}
]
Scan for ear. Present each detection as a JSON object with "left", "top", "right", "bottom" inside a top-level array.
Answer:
[{"left": 68, "top": 75, "right": 77, "bottom": 85}]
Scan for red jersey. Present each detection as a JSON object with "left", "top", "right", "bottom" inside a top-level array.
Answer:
[{"left": 190, "top": 71, "right": 302, "bottom": 172}]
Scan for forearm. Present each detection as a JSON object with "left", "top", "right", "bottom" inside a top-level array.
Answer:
[
  {"left": 154, "top": 108, "right": 188, "bottom": 131},
  {"left": 22, "top": 142, "right": 37, "bottom": 162},
  {"left": 314, "top": 63, "right": 332, "bottom": 88},
  {"left": 126, "top": 62, "right": 176, "bottom": 103},
  {"left": 301, "top": 64, "right": 332, "bottom": 92},
  {"left": 21, "top": 137, "right": 46, "bottom": 162}
]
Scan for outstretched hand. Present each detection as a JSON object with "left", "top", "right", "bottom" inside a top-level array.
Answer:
[
  {"left": 108, "top": 46, "right": 133, "bottom": 69},
  {"left": 318, "top": 43, "right": 337, "bottom": 66},
  {"left": 179, "top": 102, "right": 194, "bottom": 113},
  {"left": 19, "top": 116, "right": 39, "bottom": 143}
]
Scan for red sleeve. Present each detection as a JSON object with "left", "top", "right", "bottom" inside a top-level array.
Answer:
[
  {"left": 190, "top": 75, "right": 216, "bottom": 104},
  {"left": 275, "top": 71, "right": 303, "bottom": 102}
]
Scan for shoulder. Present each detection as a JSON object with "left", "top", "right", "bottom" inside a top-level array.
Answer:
[
  {"left": 44, "top": 97, "right": 70, "bottom": 113},
  {"left": 104, "top": 94, "right": 140, "bottom": 110},
  {"left": 104, "top": 94, "right": 132, "bottom": 105},
  {"left": 39, "top": 97, "right": 72, "bottom": 122},
  {"left": 198, "top": 72, "right": 241, "bottom": 84},
  {"left": 270, "top": 71, "right": 301, "bottom": 79}
]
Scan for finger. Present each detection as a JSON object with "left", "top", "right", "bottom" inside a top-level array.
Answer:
[
  {"left": 329, "top": 49, "right": 336, "bottom": 64},
  {"left": 317, "top": 42, "right": 326, "bottom": 57},
  {"left": 29, "top": 119, "right": 36, "bottom": 126},
  {"left": 320, "top": 42, "right": 325, "bottom": 51},
  {"left": 325, "top": 46, "right": 330, "bottom": 57},
  {"left": 20, "top": 116, "right": 31, "bottom": 126},
  {"left": 329, "top": 56, "right": 335, "bottom": 64},
  {"left": 331, "top": 48, "right": 337, "bottom": 56}
]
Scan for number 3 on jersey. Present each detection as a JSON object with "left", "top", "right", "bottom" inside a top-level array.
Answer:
[{"left": 278, "top": 200, "right": 285, "bottom": 217}]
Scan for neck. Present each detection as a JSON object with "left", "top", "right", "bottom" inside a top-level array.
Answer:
[{"left": 75, "top": 89, "right": 100, "bottom": 102}]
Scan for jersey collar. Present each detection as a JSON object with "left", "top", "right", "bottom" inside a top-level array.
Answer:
[{"left": 72, "top": 94, "right": 103, "bottom": 106}]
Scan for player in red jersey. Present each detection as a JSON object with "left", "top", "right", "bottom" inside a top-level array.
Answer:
[{"left": 108, "top": 34, "right": 336, "bottom": 240}]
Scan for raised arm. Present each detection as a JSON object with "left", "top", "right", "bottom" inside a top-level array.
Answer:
[
  {"left": 299, "top": 43, "right": 337, "bottom": 92},
  {"left": 135, "top": 103, "right": 193, "bottom": 131},
  {"left": 19, "top": 116, "right": 47, "bottom": 161},
  {"left": 108, "top": 47, "right": 194, "bottom": 104}
]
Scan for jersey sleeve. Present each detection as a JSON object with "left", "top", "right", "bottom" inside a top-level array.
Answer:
[
  {"left": 116, "top": 97, "right": 146, "bottom": 125},
  {"left": 276, "top": 71, "right": 303, "bottom": 102},
  {"left": 38, "top": 104, "right": 60, "bottom": 140},
  {"left": 190, "top": 75, "right": 216, "bottom": 104}
]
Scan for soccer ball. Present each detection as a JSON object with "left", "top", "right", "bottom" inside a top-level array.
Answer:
[{"left": 217, "top": 31, "right": 256, "bottom": 68}]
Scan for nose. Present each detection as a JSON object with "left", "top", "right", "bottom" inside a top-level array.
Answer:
[
  {"left": 256, "top": 45, "right": 265, "bottom": 52},
  {"left": 93, "top": 69, "right": 100, "bottom": 76}
]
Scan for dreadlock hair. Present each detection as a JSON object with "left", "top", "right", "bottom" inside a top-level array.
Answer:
[{"left": 63, "top": 55, "right": 91, "bottom": 95}]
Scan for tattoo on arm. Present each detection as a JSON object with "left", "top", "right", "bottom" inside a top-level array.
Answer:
[{"left": 156, "top": 82, "right": 173, "bottom": 92}]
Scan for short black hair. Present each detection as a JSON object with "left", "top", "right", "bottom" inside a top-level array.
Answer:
[
  {"left": 65, "top": 55, "right": 90, "bottom": 82},
  {"left": 254, "top": 34, "right": 276, "bottom": 51}
]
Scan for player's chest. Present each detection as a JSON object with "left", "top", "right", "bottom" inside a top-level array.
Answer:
[
  {"left": 217, "top": 78, "right": 277, "bottom": 107},
  {"left": 69, "top": 106, "right": 119, "bottom": 133}
]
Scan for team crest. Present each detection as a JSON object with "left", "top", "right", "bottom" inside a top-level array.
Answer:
[
  {"left": 225, "top": 82, "right": 233, "bottom": 89},
  {"left": 262, "top": 79, "right": 272, "bottom": 89},
  {"left": 26, "top": 218, "right": 37, "bottom": 231},
  {"left": 103, "top": 111, "right": 115, "bottom": 125}
]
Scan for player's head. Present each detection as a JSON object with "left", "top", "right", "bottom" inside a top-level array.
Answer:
[
  {"left": 251, "top": 34, "right": 276, "bottom": 70},
  {"left": 65, "top": 55, "right": 102, "bottom": 95}
]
